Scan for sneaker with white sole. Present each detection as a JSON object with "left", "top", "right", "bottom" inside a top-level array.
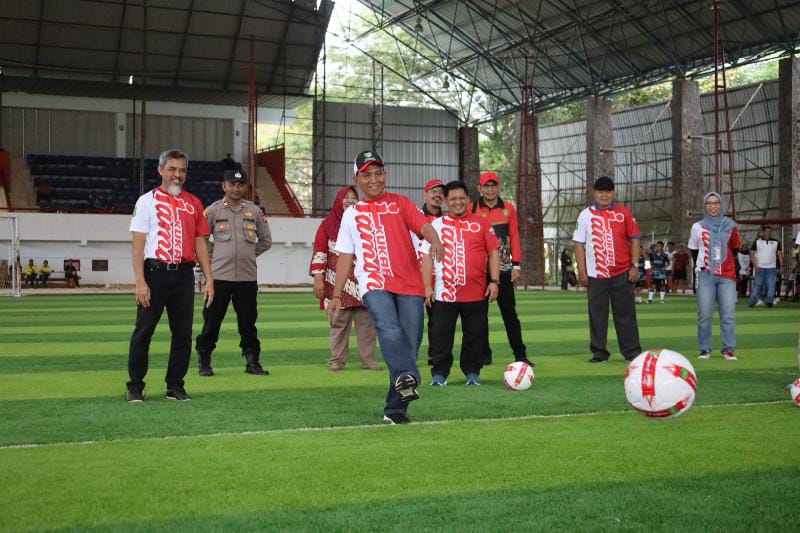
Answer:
[
  {"left": 429, "top": 374, "right": 447, "bottom": 387},
  {"left": 126, "top": 389, "right": 144, "bottom": 403},
  {"left": 165, "top": 388, "right": 192, "bottom": 401},
  {"left": 383, "top": 413, "right": 411, "bottom": 424},
  {"left": 465, "top": 373, "right": 481, "bottom": 386},
  {"left": 754, "top": 300, "right": 764, "bottom": 307},
  {"left": 698, "top": 350, "right": 711, "bottom": 359},
  {"left": 722, "top": 349, "right": 737, "bottom": 361},
  {"left": 394, "top": 373, "right": 419, "bottom": 402}
]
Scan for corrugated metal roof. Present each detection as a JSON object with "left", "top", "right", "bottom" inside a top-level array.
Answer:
[
  {"left": 356, "top": 0, "right": 800, "bottom": 123},
  {"left": 0, "top": 0, "right": 332, "bottom": 104}
]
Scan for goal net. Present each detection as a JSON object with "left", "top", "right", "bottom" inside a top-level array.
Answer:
[{"left": 0, "top": 215, "right": 20, "bottom": 297}]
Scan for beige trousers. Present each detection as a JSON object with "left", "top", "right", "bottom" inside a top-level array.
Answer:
[{"left": 329, "top": 307, "right": 378, "bottom": 368}]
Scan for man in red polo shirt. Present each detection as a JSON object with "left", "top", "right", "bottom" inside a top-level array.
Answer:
[
  {"left": 126, "top": 148, "right": 214, "bottom": 402},
  {"left": 329, "top": 151, "right": 445, "bottom": 425},
  {"left": 573, "top": 176, "right": 642, "bottom": 363},
  {"left": 421, "top": 181, "right": 500, "bottom": 386},
  {"left": 470, "top": 171, "right": 531, "bottom": 367}
]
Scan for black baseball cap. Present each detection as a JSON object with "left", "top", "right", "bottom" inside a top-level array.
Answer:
[
  {"left": 353, "top": 151, "right": 384, "bottom": 174},
  {"left": 223, "top": 170, "right": 247, "bottom": 183},
  {"left": 593, "top": 176, "right": 615, "bottom": 190}
]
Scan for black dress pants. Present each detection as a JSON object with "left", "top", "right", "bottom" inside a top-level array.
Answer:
[
  {"left": 195, "top": 280, "right": 260, "bottom": 356},
  {"left": 485, "top": 270, "right": 527, "bottom": 361},
  {"left": 429, "top": 299, "right": 489, "bottom": 378},
  {"left": 127, "top": 264, "right": 195, "bottom": 392},
  {"left": 587, "top": 272, "right": 641, "bottom": 361}
]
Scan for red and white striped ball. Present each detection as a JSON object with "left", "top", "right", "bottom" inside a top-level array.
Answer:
[
  {"left": 624, "top": 349, "right": 697, "bottom": 419},
  {"left": 504, "top": 361, "right": 534, "bottom": 391},
  {"left": 789, "top": 379, "right": 800, "bottom": 407}
]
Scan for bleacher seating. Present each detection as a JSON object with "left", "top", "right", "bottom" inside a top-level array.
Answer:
[{"left": 27, "top": 154, "right": 241, "bottom": 213}]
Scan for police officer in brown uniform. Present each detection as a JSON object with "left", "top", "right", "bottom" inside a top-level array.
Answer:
[{"left": 195, "top": 170, "right": 272, "bottom": 376}]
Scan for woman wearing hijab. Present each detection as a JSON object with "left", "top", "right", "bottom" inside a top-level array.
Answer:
[
  {"left": 310, "top": 186, "right": 379, "bottom": 371},
  {"left": 687, "top": 192, "right": 742, "bottom": 360}
]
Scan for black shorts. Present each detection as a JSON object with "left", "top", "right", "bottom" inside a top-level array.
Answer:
[{"left": 652, "top": 278, "right": 666, "bottom": 290}]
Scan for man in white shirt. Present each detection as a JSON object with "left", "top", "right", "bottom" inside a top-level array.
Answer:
[{"left": 748, "top": 226, "right": 783, "bottom": 308}]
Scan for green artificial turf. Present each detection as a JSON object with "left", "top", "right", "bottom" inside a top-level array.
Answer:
[{"left": 0, "top": 292, "right": 798, "bottom": 531}]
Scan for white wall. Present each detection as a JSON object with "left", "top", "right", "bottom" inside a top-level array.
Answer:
[{"left": 12, "top": 212, "right": 320, "bottom": 286}]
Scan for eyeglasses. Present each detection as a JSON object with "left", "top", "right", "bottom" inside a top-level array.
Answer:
[{"left": 705, "top": 201, "right": 721, "bottom": 206}]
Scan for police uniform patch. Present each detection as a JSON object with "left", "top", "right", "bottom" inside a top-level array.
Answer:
[{"left": 244, "top": 211, "right": 253, "bottom": 217}]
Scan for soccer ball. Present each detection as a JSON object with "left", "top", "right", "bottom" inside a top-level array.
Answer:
[
  {"left": 624, "top": 348, "right": 697, "bottom": 419},
  {"left": 788, "top": 379, "right": 800, "bottom": 407},
  {"left": 504, "top": 361, "right": 534, "bottom": 391}
]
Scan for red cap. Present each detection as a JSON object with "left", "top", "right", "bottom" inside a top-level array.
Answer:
[
  {"left": 423, "top": 179, "right": 444, "bottom": 192},
  {"left": 480, "top": 172, "right": 500, "bottom": 186}
]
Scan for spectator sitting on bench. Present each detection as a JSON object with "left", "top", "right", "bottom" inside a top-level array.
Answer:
[
  {"left": 24, "top": 259, "right": 38, "bottom": 288},
  {"left": 38, "top": 260, "right": 51, "bottom": 288},
  {"left": 64, "top": 260, "right": 81, "bottom": 288}
]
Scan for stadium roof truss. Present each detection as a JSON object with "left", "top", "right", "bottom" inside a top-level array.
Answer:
[
  {"left": 0, "top": 0, "right": 333, "bottom": 107},
  {"left": 353, "top": 0, "right": 800, "bottom": 124}
]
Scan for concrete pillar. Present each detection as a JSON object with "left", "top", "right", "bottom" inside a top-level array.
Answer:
[
  {"left": 458, "top": 126, "right": 480, "bottom": 201},
  {"left": 585, "top": 97, "right": 614, "bottom": 203},
  {"left": 671, "top": 79, "right": 704, "bottom": 243},
  {"left": 517, "top": 110, "right": 544, "bottom": 287},
  {"left": 778, "top": 57, "right": 800, "bottom": 252}
]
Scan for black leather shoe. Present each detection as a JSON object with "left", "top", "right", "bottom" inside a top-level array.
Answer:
[{"left": 245, "top": 362, "right": 269, "bottom": 375}]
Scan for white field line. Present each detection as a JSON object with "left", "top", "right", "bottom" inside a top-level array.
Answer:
[{"left": 0, "top": 399, "right": 791, "bottom": 452}]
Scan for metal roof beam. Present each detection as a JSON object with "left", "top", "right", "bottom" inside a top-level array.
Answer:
[
  {"left": 173, "top": 0, "right": 195, "bottom": 87},
  {"left": 353, "top": 0, "right": 452, "bottom": 41},
  {"left": 347, "top": 40, "right": 460, "bottom": 121},
  {"left": 112, "top": 0, "right": 128, "bottom": 82},
  {"left": 224, "top": 0, "right": 249, "bottom": 91},
  {"left": 31, "top": 0, "right": 45, "bottom": 77},
  {"left": 265, "top": 2, "right": 295, "bottom": 93}
]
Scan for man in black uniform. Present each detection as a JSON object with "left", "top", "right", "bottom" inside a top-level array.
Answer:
[{"left": 195, "top": 170, "right": 272, "bottom": 376}]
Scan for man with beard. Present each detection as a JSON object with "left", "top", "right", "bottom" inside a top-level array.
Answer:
[{"left": 126, "top": 148, "right": 214, "bottom": 402}]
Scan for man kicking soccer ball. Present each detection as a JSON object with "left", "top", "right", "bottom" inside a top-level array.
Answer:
[{"left": 328, "top": 151, "right": 445, "bottom": 425}]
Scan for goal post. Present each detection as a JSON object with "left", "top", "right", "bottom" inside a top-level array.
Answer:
[{"left": 0, "top": 214, "right": 21, "bottom": 297}]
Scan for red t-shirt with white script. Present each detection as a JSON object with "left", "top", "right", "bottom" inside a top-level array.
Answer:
[
  {"left": 688, "top": 222, "right": 741, "bottom": 281},
  {"left": 572, "top": 202, "right": 641, "bottom": 278},
  {"left": 130, "top": 187, "right": 209, "bottom": 262},
  {"left": 336, "top": 192, "right": 428, "bottom": 297},
  {"left": 420, "top": 214, "right": 499, "bottom": 302}
]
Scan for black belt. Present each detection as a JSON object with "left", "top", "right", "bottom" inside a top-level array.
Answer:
[{"left": 145, "top": 259, "right": 195, "bottom": 271}]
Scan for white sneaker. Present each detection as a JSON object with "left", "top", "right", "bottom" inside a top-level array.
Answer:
[{"left": 754, "top": 300, "right": 764, "bottom": 307}]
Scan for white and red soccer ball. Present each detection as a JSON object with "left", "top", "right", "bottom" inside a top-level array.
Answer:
[
  {"left": 504, "top": 361, "right": 534, "bottom": 391},
  {"left": 624, "top": 348, "right": 697, "bottom": 419},
  {"left": 788, "top": 379, "right": 800, "bottom": 407}
]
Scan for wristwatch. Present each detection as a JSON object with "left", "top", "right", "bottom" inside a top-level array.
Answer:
[{"left": 489, "top": 279, "right": 500, "bottom": 285}]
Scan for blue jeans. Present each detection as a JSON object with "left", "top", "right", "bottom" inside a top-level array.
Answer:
[
  {"left": 748, "top": 268, "right": 777, "bottom": 306},
  {"left": 362, "top": 290, "right": 424, "bottom": 415},
  {"left": 697, "top": 271, "right": 736, "bottom": 352}
]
